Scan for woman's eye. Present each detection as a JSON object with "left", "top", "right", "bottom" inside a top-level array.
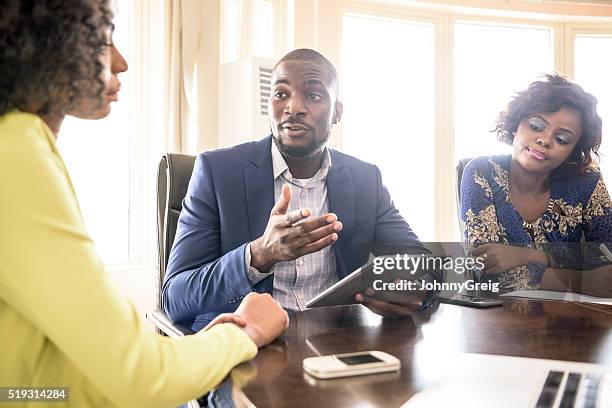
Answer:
[
  {"left": 97, "top": 42, "right": 113, "bottom": 53},
  {"left": 555, "top": 134, "right": 570, "bottom": 145},
  {"left": 528, "top": 118, "right": 546, "bottom": 132},
  {"left": 274, "top": 91, "right": 287, "bottom": 99},
  {"left": 308, "top": 93, "right": 323, "bottom": 101}
]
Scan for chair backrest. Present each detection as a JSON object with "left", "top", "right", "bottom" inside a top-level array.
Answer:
[
  {"left": 156, "top": 154, "right": 196, "bottom": 309},
  {"left": 456, "top": 158, "right": 473, "bottom": 240}
]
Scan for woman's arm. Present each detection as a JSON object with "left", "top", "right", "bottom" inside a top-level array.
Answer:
[
  {"left": 540, "top": 267, "right": 575, "bottom": 291},
  {"left": 541, "top": 172, "right": 612, "bottom": 295},
  {"left": 0, "top": 122, "right": 257, "bottom": 408},
  {"left": 460, "top": 159, "right": 500, "bottom": 245},
  {"left": 583, "top": 173, "right": 612, "bottom": 244}
]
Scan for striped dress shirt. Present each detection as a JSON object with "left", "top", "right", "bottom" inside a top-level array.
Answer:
[{"left": 245, "top": 142, "right": 338, "bottom": 311}]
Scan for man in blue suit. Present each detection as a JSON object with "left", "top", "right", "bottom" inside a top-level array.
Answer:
[{"left": 163, "top": 49, "right": 435, "bottom": 331}]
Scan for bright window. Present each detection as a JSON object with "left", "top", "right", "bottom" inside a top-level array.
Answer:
[
  {"left": 262, "top": 1, "right": 274, "bottom": 58},
  {"left": 454, "top": 21, "right": 554, "bottom": 163},
  {"left": 220, "top": 0, "right": 241, "bottom": 64},
  {"left": 220, "top": 0, "right": 275, "bottom": 62},
  {"left": 342, "top": 13, "right": 436, "bottom": 240},
  {"left": 574, "top": 34, "right": 612, "bottom": 182},
  {"left": 56, "top": 2, "right": 132, "bottom": 264},
  {"left": 55, "top": 0, "right": 162, "bottom": 270}
]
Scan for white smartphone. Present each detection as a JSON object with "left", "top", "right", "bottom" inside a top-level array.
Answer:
[{"left": 303, "top": 351, "right": 401, "bottom": 379}]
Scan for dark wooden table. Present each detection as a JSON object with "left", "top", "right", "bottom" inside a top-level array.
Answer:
[
  {"left": 575, "top": 301, "right": 612, "bottom": 316},
  {"left": 231, "top": 299, "right": 612, "bottom": 408}
]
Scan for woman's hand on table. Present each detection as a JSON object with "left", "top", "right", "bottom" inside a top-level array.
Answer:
[{"left": 472, "top": 244, "right": 547, "bottom": 274}]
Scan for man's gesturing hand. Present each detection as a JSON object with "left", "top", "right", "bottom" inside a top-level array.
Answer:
[{"left": 250, "top": 183, "right": 343, "bottom": 272}]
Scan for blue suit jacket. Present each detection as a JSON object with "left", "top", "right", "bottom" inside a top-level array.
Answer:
[{"left": 163, "top": 136, "right": 428, "bottom": 331}]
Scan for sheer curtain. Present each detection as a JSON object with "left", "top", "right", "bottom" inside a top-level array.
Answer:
[{"left": 164, "top": 0, "right": 219, "bottom": 154}]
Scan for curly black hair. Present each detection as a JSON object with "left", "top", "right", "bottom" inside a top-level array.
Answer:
[
  {"left": 0, "top": 0, "right": 113, "bottom": 116},
  {"left": 494, "top": 73, "right": 603, "bottom": 178}
]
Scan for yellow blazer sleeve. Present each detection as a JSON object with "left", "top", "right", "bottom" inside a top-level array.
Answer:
[{"left": 0, "top": 116, "right": 257, "bottom": 407}]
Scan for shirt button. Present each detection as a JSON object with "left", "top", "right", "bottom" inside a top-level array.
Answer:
[{"left": 298, "top": 258, "right": 305, "bottom": 266}]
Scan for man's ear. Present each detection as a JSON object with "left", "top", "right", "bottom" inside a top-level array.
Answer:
[{"left": 332, "top": 101, "right": 344, "bottom": 124}]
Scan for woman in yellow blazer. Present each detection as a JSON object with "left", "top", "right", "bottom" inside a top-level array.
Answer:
[{"left": 0, "top": 1, "right": 288, "bottom": 407}]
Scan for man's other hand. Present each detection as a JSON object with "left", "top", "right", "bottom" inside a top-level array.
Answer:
[
  {"left": 234, "top": 293, "right": 289, "bottom": 348},
  {"left": 250, "top": 183, "right": 342, "bottom": 272},
  {"left": 355, "top": 287, "right": 425, "bottom": 319}
]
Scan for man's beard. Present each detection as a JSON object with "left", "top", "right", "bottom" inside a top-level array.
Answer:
[{"left": 272, "top": 130, "right": 330, "bottom": 158}]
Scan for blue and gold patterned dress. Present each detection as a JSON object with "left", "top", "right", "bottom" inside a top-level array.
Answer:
[{"left": 460, "top": 155, "right": 612, "bottom": 291}]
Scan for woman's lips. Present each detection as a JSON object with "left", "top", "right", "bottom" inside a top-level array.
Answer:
[
  {"left": 107, "top": 84, "right": 121, "bottom": 102},
  {"left": 526, "top": 147, "right": 548, "bottom": 160}
]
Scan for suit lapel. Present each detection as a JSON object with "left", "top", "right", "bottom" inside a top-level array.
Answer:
[
  {"left": 243, "top": 143, "right": 357, "bottom": 280},
  {"left": 244, "top": 136, "right": 275, "bottom": 240},
  {"left": 327, "top": 151, "right": 355, "bottom": 246}
]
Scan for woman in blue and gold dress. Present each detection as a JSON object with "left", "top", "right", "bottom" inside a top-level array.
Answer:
[{"left": 460, "top": 74, "right": 612, "bottom": 293}]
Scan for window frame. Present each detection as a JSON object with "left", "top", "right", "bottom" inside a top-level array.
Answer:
[
  {"left": 337, "top": 6, "right": 445, "bottom": 240},
  {"left": 566, "top": 24, "right": 612, "bottom": 184},
  {"left": 105, "top": 0, "right": 165, "bottom": 276},
  {"left": 315, "top": 0, "right": 612, "bottom": 240},
  {"left": 563, "top": 23, "right": 612, "bottom": 78}
]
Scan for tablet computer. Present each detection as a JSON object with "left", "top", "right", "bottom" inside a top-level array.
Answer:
[
  {"left": 305, "top": 249, "right": 453, "bottom": 309},
  {"left": 305, "top": 257, "right": 422, "bottom": 308},
  {"left": 305, "top": 264, "right": 369, "bottom": 308}
]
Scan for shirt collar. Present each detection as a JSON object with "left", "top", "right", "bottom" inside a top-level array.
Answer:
[{"left": 271, "top": 139, "right": 332, "bottom": 182}]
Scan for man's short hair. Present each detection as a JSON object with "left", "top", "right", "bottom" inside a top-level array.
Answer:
[{"left": 274, "top": 48, "right": 340, "bottom": 98}]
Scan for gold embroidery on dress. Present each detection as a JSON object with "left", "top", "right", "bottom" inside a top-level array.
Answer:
[
  {"left": 527, "top": 222, "right": 549, "bottom": 244},
  {"left": 464, "top": 205, "right": 507, "bottom": 244},
  {"left": 584, "top": 177, "right": 612, "bottom": 223},
  {"left": 586, "top": 162, "right": 600, "bottom": 172},
  {"left": 473, "top": 172, "right": 493, "bottom": 199},
  {"left": 552, "top": 199, "right": 583, "bottom": 236},
  {"left": 488, "top": 159, "right": 509, "bottom": 197},
  {"left": 498, "top": 266, "right": 538, "bottom": 292}
]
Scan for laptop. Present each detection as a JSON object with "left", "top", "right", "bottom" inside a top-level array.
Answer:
[{"left": 402, "top": 353, "right": 612, "bottom": 408}]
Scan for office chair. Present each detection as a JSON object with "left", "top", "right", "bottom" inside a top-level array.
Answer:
[
  {"left": 146, "top": 154, "right": 201, "bottom": 408},
  {"left": 148, "top": 153, "right": 197, "bottom": 337}
]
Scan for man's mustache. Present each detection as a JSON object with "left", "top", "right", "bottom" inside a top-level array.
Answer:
[{"left": 279, "top": 119, "right": 311, "bottom": 129}]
